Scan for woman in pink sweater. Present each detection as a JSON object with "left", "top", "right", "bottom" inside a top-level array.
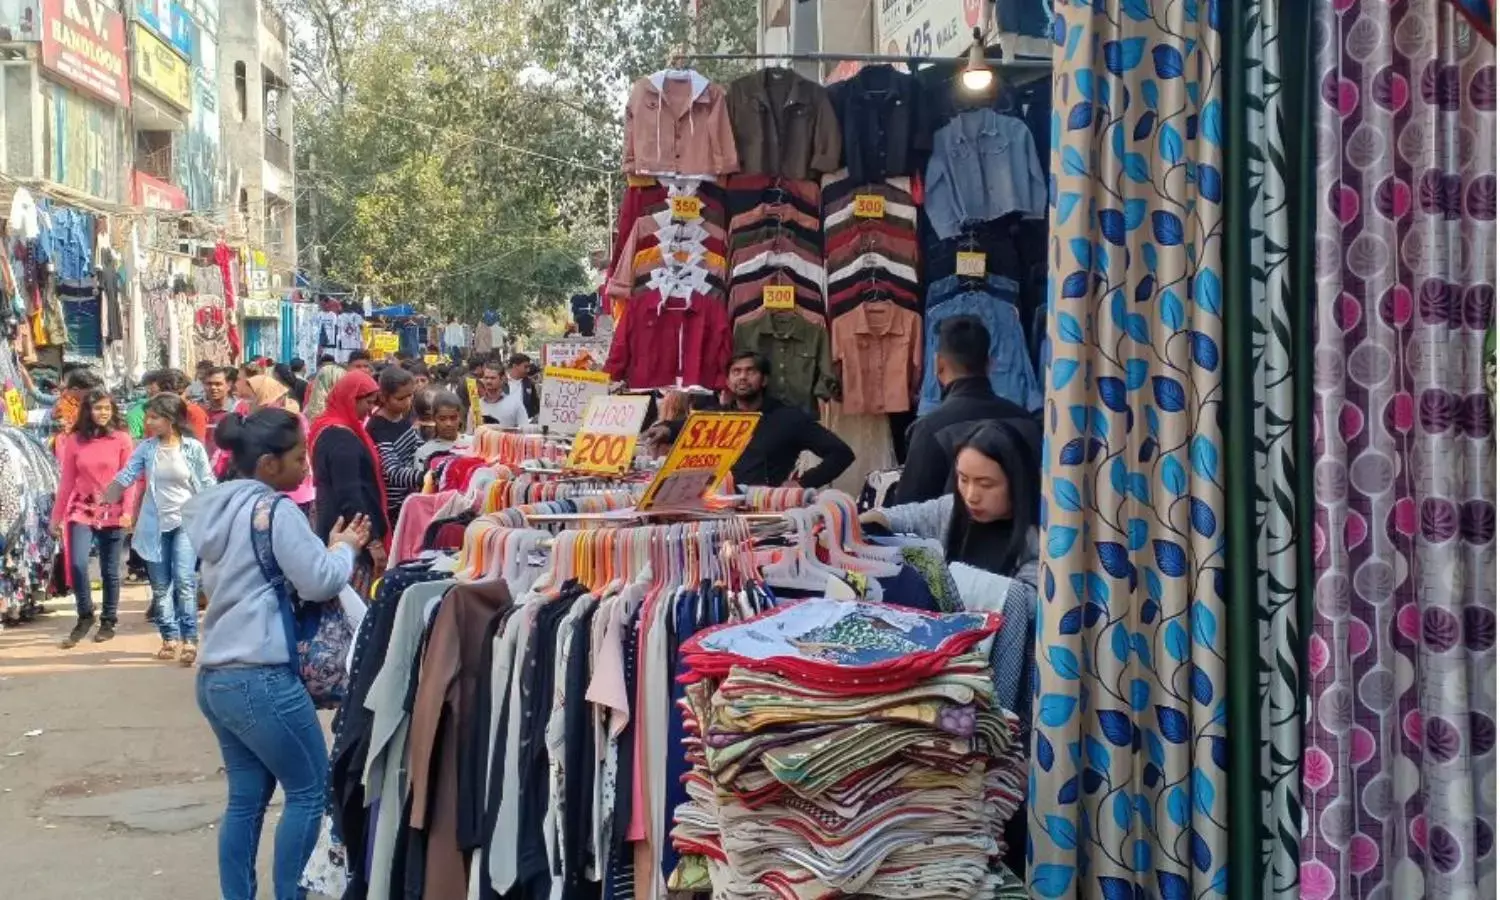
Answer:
[{"left": 52, "top": 388, "right": 137, "bottom": 647}]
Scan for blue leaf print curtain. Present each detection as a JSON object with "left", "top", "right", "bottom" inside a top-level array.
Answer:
[{"left": 1031, "top": 2, "right": 1228, "bottom": 897}]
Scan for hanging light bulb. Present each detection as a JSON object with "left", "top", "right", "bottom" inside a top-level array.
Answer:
[{"left": 960, "top": 29, "right": 994, "bottom": 92}]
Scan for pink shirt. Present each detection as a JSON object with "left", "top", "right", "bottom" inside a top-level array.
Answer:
[{"left": 54, "top": 431, "right": 138, "bottom": 529}]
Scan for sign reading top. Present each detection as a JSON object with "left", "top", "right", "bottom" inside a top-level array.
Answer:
[{"left": 41, "top": 0, "right": 129, "bottom": 107}]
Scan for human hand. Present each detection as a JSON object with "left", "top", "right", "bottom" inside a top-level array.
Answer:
[{"left": 328, "top": 514, "right": 372, "bottom": 551}]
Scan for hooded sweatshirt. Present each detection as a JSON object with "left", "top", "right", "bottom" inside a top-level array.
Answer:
[{"left": 185, "top": 479, "right": 356, "bottom": 669}]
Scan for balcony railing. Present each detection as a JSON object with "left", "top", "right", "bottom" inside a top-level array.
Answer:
[{"left": 263, "top": 130, "right": 291, "bottom": 173}]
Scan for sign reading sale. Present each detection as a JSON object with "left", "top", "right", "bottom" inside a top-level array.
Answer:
[
  {"left": 637, "top": 411, "right": 760, "bottom": 512},
  {"left": 538, "top": 366, "right": 610, "bottom": 435},
  {"left": 563, "top": 395, "right": 651, "bottom": 476}
]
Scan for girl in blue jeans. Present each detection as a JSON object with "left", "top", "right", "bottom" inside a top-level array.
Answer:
[
  {"left": 184, "top": 410, "right": 369, "bottom": 900},
  {"left": 105, "top": 394, "right": 216, "bottom": 664}
]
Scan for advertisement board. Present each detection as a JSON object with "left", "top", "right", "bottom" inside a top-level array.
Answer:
[
  {"left": 177, "top": 24, "right": 219, "bottom": 210},
  {"left": 134, "top": 0, "right": 197, "bottom": 57},
  {"left": 541, "top": 338, "right": 611, "bottom": 372},
  {"left": 875, "top": 0, "right": 985, "bottom": 59},
  {"left": 538, "top": 367, "right": 611, "bottom": 435},
  {"left": 44, "top": 80, "right": 123, "bottom": 201},
  {"left": 40, "top": 0, "right": 129, "bottom": 107},
  {"left": 132, "top": 169, "right": 187, "bottom": 209},
  {"left": 132, "top": 22, "right": 191, "bottom": 110},
  {"left": 0, "top": 0, "right": 39, "bottom": 41}
]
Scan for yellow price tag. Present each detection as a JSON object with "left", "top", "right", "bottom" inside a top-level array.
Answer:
[
  {"left": 423, "top": 353, "right": 441, "bottom": 366},
  {"left": 4, "top": 387, "right": 25, "bottom": 426},
  {"left": 564, "top": 395, "right": 650, "bottom": 476},
  {"left": 638, "top": 411, "right": 761, "bottom": 512},
  {"left": 762, "top": 285, "right": 796, "bottom": 310},
  {"left": 853, "top": 194, "right": 885, "bottom": 218},
  {"left": 956, "top": 251, "right": 987, "bottom": 278},
  {"left": 670, "top": 196, "right": 703, "bottom": 221},
  {"left": 466, "top": 377, "right": 483, "bottom": 430}
]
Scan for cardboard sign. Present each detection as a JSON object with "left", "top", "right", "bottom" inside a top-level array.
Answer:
[
  {"left": 670, "top": 195, "right": 703, "bottom": 221},
  {"left": 369, "top": 331, "right": 399, "bottom": 358},
  {"left": 637, "top": 411, "right": 761, "bottom": 512},
  {"left": 956, "top": 251, "right": 987, "bottom": 278},
  {"left": 541, "top": 338, "right": 611, "bottom": 372},
  {"left": 762, "top": 285, "right": 796, "bottom": 310},
  {"left": 538, "top": 366, "right": 610, "bottom": 435},
  {"left": 853, "top": 194, "right": 885, "bottom": 218},
  {"left": 4, "top": 387, "right": 25, "bottom": 427},
  {"left": 465, "top": 377, "right": 483, "bottom": 431},
  {"left": 564, "top": 395, "right": 651, "bottom": 476},
  {"left": 423, "top": 353, "right": 441, "bottom": 366}
]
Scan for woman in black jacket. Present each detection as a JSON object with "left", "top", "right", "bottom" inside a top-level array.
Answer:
[{"left": 308, "top": 368, "right": 388, "bottom": 591}]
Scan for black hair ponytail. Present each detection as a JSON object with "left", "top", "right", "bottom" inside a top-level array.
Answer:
[{"left": 215, "top": 409, "right": 304, "bottom": 478}]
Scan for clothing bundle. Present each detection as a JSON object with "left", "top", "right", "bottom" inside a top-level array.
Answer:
[
  {"left": 668, "top": 599, "right": 1027, "bottom": 899},
  {"left": 0, "top": 425, "right": 60, "bottom": 621}
]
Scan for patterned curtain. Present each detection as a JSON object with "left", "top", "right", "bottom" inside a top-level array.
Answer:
[
  {"left": 1303, "top": 3, "right": 1496, "bottom": 900},
  {"left": 1032, "top": 2, "right": 1228, "bottom": 897}
]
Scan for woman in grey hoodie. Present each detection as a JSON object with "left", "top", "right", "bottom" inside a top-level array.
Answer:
[{"left": 183, "top": 409, "right": 371, "bottom": 900}]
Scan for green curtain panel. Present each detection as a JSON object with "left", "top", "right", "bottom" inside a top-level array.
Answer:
[
  {"left": 1031, "top": 2, "right": 1229, "bottom": 897},
  {"left": 1223, "top": 0, "right": 1303, "bottom": 897}
]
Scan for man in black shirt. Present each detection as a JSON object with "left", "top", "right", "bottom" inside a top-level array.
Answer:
[
  {"left": 725, "top": 351, "right": 854, "bottom": 489},
  {"left": 896, "top": 315, "right": 1033, "bottom": 504}
]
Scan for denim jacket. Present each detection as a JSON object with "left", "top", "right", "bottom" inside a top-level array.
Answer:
[
  {"left": 919, "top": 275, "right": 1043, "bottom": 414},
  {"left": 924, "top": 109, "right": 1047, "bottom": 240},
  {"left": 112, "top": 436, "right": 216, "bottom": 562}
]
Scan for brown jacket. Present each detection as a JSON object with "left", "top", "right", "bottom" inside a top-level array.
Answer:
[
  {"left": 623, "top": 71, "right": 739, "bottom": 177},
  {"left": 727, "top": 68, "right": 843, "bottom": 180}
]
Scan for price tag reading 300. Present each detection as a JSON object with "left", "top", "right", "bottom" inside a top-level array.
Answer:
[
  {"left": 564, "top": 395, "right": 651, "bottom": 476},
  {"left": 853, "top": 194, "right": 885, "bottom": 218}
]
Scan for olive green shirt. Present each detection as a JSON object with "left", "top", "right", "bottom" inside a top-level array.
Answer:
[{"left": 732, "top": 310, "right": 835, "bottom": 413}]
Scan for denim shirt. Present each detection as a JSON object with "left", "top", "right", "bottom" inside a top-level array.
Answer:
[
  {"left": 918, "top": 275, "right": 1043, "bottom": 414},
  {"left": 923, "top": 110, "right": 1047, "bottom": 240},
  {"left": 112, "top": 436, "right": 216, "bottom": 562}
]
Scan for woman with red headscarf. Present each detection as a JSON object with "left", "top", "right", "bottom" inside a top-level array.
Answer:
[{"left": 309, "top": 369, "right": 389, "bottom": 590}]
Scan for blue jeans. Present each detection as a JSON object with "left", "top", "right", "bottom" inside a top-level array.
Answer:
[
  {"left": 147, "top": 527, "right": 198, "bottom": 642},
  {"left": 67, "top": 523, "right": 123, "bottom": 623},
  {"left": 197, "top": 666, "right": 327, "bottom": 900}
]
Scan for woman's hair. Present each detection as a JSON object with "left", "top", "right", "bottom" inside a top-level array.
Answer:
[
  {"left": 73, "top": 388, "right": 120, "bottom": 442},
  {"left": 239, "top": 362, "right": 262, "bottom": 380},
  {"left": 145, "top": 393, "right": 193, "bottom": 438},
  {"left": 430, "top": 390, "right": 463, "bottom": 414},
  {"left": 63, "top": 368, "right": 104, "bottom": 392},
  {"left": 273, "top": 363, "right": 297, "bottom": 390},
  {"left": 378, "top": 363, "right": 414, "bottom": 395},
  {"left": 658, "top": 389, "right": 690, "bottom": 423},
  {"left": 950, "top": 420, "right": 1042, "bottom": 572},
  {"left": 412, "top": 387, "right": 437, "bottom": 421},
  {"left": 215, "top": 409, "right": 303, "bottom": 477},
  {"left": 304, "top": 365, "right": 346, "bottom": 420}
]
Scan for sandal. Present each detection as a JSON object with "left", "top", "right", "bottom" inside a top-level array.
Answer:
[
  {"left": 179, "top": 642, "right": 198, "bottom": 668},
  {"left": 155, "top": 641, "right": 179, "bottom": 661}
]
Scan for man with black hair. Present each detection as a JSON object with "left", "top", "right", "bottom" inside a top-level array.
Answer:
[
  {"left": 347, "top": 349, "right": 374, "bottom": 376},
  {"left": 187, "top": 360, "right": 215, "bottom": 403},
  {"left": 896, "top": 315, "right": 1032, "bottom": 504},
  {"left": 725, "top": 351, "right": 854, "bottom": 489},
  {"left": 506, "top": 352, "right": 540, "bottom": 418},
  {"left": 199, "top": 367, "right": 235, "bottom": 454}
]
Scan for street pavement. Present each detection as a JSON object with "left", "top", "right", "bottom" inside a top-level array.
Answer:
[{"left": 0, "top": 583, "right": 321, "bottom": 898}]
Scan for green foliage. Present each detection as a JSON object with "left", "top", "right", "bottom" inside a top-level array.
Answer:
[{"left": 287, "top": 0, "right": 758, "bottom": 334}]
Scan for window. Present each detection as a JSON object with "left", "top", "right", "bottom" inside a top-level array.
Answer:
[{"left": 234, "top": 61, "right": 247, "bottom": 121}]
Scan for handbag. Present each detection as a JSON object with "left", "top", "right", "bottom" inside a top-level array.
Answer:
[{"left": 249, "top": 493, "right": 353, "bottom": 709}]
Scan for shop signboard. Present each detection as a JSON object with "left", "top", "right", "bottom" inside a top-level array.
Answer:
[
  {"left": 132, "top": 169, "right": 187, "bottom": 209},
  {"left": 177, "top": 27, "right": 219, "bottom": 210},
  {"left": 132, "top": 22, "right": 191, "bottom": 110},
  {"left": 875, "top": 0, "right": 986, "bottom": 60},
  {"left": 538, "top": 366, "right": 610, "bottom": 435},
  {"left": 0, "top": 0, "right": 40, "bottom": 41},
  {"left": 541, "top": 338, "right": 611, "bottom": 372},
  {"left": 637, "top": 411, "right": 760, "bottom": 512},
  {"left": 563, "top": 395, "right": 650, "bottom": 476},
  {"left": 40, "top": 0, "right": 129, "bottom": 107},
  {"left": 44, "top": 81, "right": 123, "bottom": 201},
  {"left": 134, "top": 0, "right": 197, "bottom": 58}
]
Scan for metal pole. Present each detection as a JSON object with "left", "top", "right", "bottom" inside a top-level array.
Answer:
[{"left": 671, "top": 50, "right": 1051, "bottom": 68}]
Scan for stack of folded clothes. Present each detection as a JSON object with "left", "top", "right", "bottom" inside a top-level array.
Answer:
[{"left": 668, "top": 599, "right": 1027, "bottom": 899}]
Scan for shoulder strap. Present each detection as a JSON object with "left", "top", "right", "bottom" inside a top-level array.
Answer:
[{"left": 250, "top": 493, "right": 285, "bottom": 591}]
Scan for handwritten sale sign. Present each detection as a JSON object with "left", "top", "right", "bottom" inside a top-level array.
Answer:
[
  {"left": 637, "top": 411, "right": 760, "bottom": 512},
  {"left": 539, "top": 366, "right": 610, "bottom": 435},
  {"left": 564, "top": 394, "right": 651, "bottom": 475}
]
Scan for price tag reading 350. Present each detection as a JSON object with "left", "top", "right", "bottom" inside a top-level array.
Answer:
[
  {"left": 853, "top": 194, "right": 885, "bottom": 218},
  {"left": 670, "top": 196, "right": 703, "bottom": 221},
  {"left": 955, "top": 251, "right": 987, "bottom": 278},
  {"left": 564, "top": 395, "right": 651, "bottom": 476}
]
